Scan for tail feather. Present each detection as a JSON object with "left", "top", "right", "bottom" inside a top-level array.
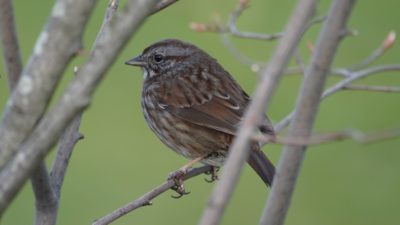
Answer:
[{"left": 247, "top": 150, "right": 275, "bottom": 187}]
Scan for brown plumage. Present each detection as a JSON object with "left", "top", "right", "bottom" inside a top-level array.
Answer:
[{"left": 126, "top": 39, "right": 275, "bottom": 186}]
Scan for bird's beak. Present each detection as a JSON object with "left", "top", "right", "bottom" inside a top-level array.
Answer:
[{"left": 125, "top": 55, "right": 146, "bottom": 67}]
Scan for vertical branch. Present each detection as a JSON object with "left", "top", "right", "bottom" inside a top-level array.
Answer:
[
  {"left": 31, "top": 164, "right": 58, "bottom": 225},
  {"left": 0, "top": 0, "right": 22, "bottom": 90},
  {"left": 197, "top": 1, "right": 317, "bottom": 225},
  {"left": 0, "top": 1, "right": 58, "bottom": 224},
  {"left": 259, "top": 1, "right": 356, "bottom": 225}
]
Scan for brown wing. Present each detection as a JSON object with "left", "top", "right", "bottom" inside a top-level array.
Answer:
[{"left": 156, "top": 70, "right": 273, "bottom": 136}]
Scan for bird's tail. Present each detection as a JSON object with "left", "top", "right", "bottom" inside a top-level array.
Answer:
[{"left": 247, "top": 149, "right": 275, "bottom": 187}]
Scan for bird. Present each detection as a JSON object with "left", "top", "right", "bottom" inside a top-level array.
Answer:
[{"left": 125, "top": 39, "right": 275, "bottom": 195}]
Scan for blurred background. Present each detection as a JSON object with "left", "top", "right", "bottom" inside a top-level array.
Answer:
[{"left": 1, "top": 1, "right": 399, "bottom": 225}]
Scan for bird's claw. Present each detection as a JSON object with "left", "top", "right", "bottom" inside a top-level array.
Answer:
[
  {"left": 204, "top": 166, "right": 219, "bottom": 183},
  {"left": 168, "top": 168, "right": 190, "bottom": 198}
]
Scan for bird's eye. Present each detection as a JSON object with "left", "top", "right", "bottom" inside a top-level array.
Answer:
[{"left": 153, "top": 54, "right": 164, "bottom": 63}]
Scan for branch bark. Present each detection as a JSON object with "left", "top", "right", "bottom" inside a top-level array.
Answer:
[
  {"left": 0, "top": 0, "right": 22, "bottom": 90},
  {"left": 197, "top": 1, "right": 317, "bottom": 225},
  {"left": 0, "top": 0, "right": 159, "bottom": 216},
  {"left": 0, "top": 0, "right": 96, "bottom": 173},
  {"left": 259, "top": 1, "right": 356, "bottom": 225}
]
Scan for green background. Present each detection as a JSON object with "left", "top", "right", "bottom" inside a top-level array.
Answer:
[{"left": 1, "top": 1, "right": 400, "bottom": 225}]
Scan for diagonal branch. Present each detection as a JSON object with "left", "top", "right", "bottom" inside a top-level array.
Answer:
[
  {"left": 0, "top": 0, "right": 159, "bottom": 216},
  {"left": 92, "top": 166, "right": 212, "bottom": 225},
  {"left": 0, "top": 1, "right": 60, "bottom": 224},
  {"left": 0, "top": 0, "right": 97, "bottom": 174},
  {"left": 151, "top": 0, "right": 179, "bottom": 15},
  {"left": 260, "top": 1, "right": 356, "bottom": 225},
  {"left": 197, "top": 1, "right": 318, "bottom": 225},
  {"left": 273, "top": 64, "right": 400, "bottom": 134}
]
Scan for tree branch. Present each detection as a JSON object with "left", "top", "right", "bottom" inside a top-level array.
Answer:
[
  {"left": 342, "top": 84, "right": 400, "bottom": 93},
  {"left": 227, "top": 1, "right": 283, "bottom": 40},
  {"left": 92, "top": 166, "right": 212, "bottom": 225},
  {"left": 31, "top": 163, "right": 58, "bottom": 225},
  {"left": 0, "top": 0, "right": 22, "bottom": 90},
  {"left": 0, "top": 0, "right": 60, "bottom": 223},
  {"left": 260, "top": 1, "right": 356, "bottom": 225},
  {"left": 273, "top": 64, "right": 400, "bottom": 135},
  {"left": 197, "top": 1, "right": 317, "bottom": 225},
  {"left": 254, "top": 127, "right": 400, "bottom": 146},
  {"left": 0, "top": 0, "right": 96, "bottom": 174},
  {"left": 151, "top": 0, "right": 179, "bottom": 15},
  {"left": 0, "top": 0, "right": 159, "bottom": 216}
]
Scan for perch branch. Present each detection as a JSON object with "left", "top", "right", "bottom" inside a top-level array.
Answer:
[
  {"left": 198, "top": 1, "right": 317, "bottom": 225},
  {"left": 260, "top": 1, "right": 356, "bottom": 225},
  {"left": 92, "top": 166, "right": 212, "bottom": 225}
]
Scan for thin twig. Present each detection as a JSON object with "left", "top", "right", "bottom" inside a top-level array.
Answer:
[
  {"left": 227, "top": 1, "right": 283, "bottom": 40},
  {"left": 92, "top": 166, "right": 212, "bottom": 225},
  {"left": 343, "top": 84, "right": 400, "bottom": 93},
  {"left": 50, "top": 115, "right": 84, "bottom": 198},
  {"left": 197, "top": 1, "right": 317, "bottom": 225},
  {"left": 260, "top": 1, "right": 356, "bottom": 225},
  {"left": 349, "top": 31, "right": 396, "bottom": 71},
  {"left": 151, "top": 0, "right": 178, "bottom": 15},
  {"left": 273, "top": 64, "right": 400, "bottom": 135},
  {"left": 254, "top": 128, "right": 400, "bottom": 146}
]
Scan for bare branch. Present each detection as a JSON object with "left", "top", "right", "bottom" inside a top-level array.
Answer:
[
  {"left": 273, "top": 64, "right": 400, "bottom": 134},
  {"left": 197, "top": 1, "right": 317, "bottom": 225},
  {"left": 343, "top": 84, "right": 400, "bottom": 93},
  {"left": 31, "top": 164, "right": 58, "bottom": 225},
  {"left": 0, "top": 0, "right": 159, "bottom": 215},
  {"left": 254, "top": 128, "right": 400, "bottom": 146},
  {"left": 0, "top": 0, "right": 96, "bottom": 174},
  {"left": 0, "top": 0, "right": 22, "bottom": 90},
  {"left": 227, "top": 1, "right": 283, "bottom": 40},
  {"left": 50, "top": 115, "right": 84, "bottom": 198},
  {"left": 92, "top": 166, "right": 212, "bottom": 225},
  {"left": 0, "top": 0, "right": 60, "bottom": 223},
  {"left": 260, "top": 1, "right": 356, "bottom": 225},
  {"left": 349, "top": 31, "right": 396, "bottom": 71},
  {"left": 151, "top": 0, "right": 179, "bottom": 15}
]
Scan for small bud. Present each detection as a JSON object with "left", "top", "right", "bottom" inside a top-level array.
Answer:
[
  {"left": 73, "top": 66, "right": 79, "bottom": 75},
  {"left": 239, "top": 0, "right": 250, "bottom": 7},
  {"left": 306, "top": 41, "right": 314, "bottom": 53},
  {"left": 250, "top": 64, "right": 260, "bottom": 73},
  {"left": 190, "top": 22, "right": 208, "bottom": 32},
  {"left": 382, "top": 30, "right": 396, "bottom": 51}
]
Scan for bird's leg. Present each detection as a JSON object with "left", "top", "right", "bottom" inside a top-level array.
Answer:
[
  {"left": 168, "top": 156, "right": 204, "bottom": 198},
  {"left": 204, "top": 166, "right": 220, "bottom": 183}
]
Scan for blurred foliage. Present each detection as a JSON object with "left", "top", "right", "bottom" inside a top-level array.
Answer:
[{"left": 1, "top": 1, "right": 399, "bottom": 225}]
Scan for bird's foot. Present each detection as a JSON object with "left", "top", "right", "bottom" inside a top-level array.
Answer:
[
  {"left": 204, "top": 166, "right": 220, "bottom": 183},
  {"left": 168, "top": 169, "right": 190, "bottom": 198}
]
